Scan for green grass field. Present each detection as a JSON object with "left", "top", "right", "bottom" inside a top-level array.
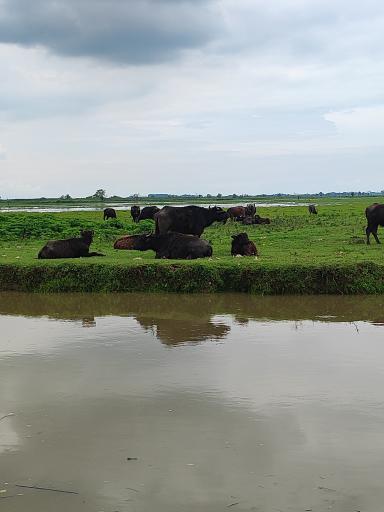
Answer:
[{"left": 0, "top": 197, "right": 383, "bottom": 293}]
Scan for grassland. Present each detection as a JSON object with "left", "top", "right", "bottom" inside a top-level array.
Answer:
[{"left": 0, "top": 196, "right": 383, "bottom": 293}]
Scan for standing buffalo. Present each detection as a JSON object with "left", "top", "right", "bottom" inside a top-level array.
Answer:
[
  {"left": 131, "top": 205, "right": 141, "bottom": 223},
  {"left": 308, "top": 204, "right": 318, "bottom": 215},
  {"left": 155, "top": 205, "right": 229, "bottom": 237},
  {"left": 245, "top": 203, "right": 257, "bottom": 217},
  {"left": 38, "top": 230, "right": 104, "bottom": 259},
  {"left": 133, "top": 232, "right": 213, "bottom": 259},
  {"left": 138, "top": 206, "right": 160, "bottom": 221},
  {"left": 103, "top": 208, "right": 117, "bottom": 220},
  {"left": 227, "top": 206, "right": 246, "bottom": 221},
  {"left": 365, "top": 203, "right": 384, "bottom": 244},
  {"left": 231, "top": 233, "right": 258, "bottom": 256}
]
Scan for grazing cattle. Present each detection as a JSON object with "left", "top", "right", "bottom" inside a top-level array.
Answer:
[
  {"left": 242, "top": 215, "right": 270, "bottom": 225},
  {"left": 137, "top": 206, "right": 160, "bottom": 221},
  {"left": 113, "top": 234, "right": 142, "bottom": 250},
  {"left": 155, "top": 205, "right": 229, "bottom": 237},
  {"left": 38, "top": 230, "right": 104, "bottom": 259},
  {"left": 365, "top": 203, "right": 384, "bottom": 244},
  {"left": 131, "top": 205, "right": 141, "bottom": 223},
  {"left": 308, "top": 204, "right": 318, "bottom": 215},
  {"left": 245, "top": 203, "right": 256, "bottom": 217},
  {"left": 133, "top": 232, "right": 213, "bottom": 259},
  {"left": 227, "top": 206, "right": 246, "bottom": 221},
  {"left": 103, "top": 208, "right": 117, "bottom": 220},
  {"left": 231, "top": 233, "right": 258, "bottom": 256}
]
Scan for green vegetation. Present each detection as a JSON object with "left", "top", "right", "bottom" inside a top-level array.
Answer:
[{"left": 0, "top": 197, "right": 383, "bottom": 294}]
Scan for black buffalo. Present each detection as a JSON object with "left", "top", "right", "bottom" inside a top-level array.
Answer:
[
  {"left": 38, "top": 230, "right": 104, "bottom": 259},
  {"left": 245, "top": 203, "right": 256, "bottom": 217},
  {"left": 308, "top": 204, "right": 318, "bottom": 215},
  {"left": 242, "top": 215, "right": 270, "bottom": 225},
  {"left": 137, "top": 206, "right": 160, "bottom": 221},
  {"left": 103, "top": 208, "right": 117, "bottom": 220},
  {"left": 366, "top": 203, "right": 384, "bottom": 244},
  {"left": 133, "top": 232, "right": 213, "bottom": 259},
  {"left": 231, "top": 233, "right": 258, "bottom": 256},
  {"left": 155, "top": 205, "right": 229, "bottom": 237},
  {"left": 131, "top": 205, "right": 141, "bottom": 223}
]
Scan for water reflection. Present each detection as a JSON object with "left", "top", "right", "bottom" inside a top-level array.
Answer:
[
  {"left": 136, "top": 316, "right": 230, "bottom": 345},
  {"left": 1, "top": 293, "right": 384, "bottom": 343},
  {"left": 2, "top": 293, "right": 384, "bottom": 511}
]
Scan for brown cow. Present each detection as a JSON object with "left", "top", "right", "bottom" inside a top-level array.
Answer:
[{"left": 227, "top": 206, "right": 246, "bottom": 221}]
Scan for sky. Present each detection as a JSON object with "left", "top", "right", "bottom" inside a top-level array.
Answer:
[{"left": 0, "top": 0, "right": 383, "bottom": 198}]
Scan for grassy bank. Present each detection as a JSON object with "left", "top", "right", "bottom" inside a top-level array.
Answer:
[{"left": 0, "top": 197, "right": 383, "bottom": 293}]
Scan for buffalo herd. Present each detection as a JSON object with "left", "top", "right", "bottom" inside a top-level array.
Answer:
[{"left": 37, "top": 202, "right": 384, "bottom": 260}]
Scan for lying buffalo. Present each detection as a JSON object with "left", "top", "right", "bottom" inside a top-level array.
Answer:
[
  {"left": 242, "top": 215, "right": 270, "bottom": 225},
  {"left": 38, "top": 230, "right": 105, "bottom": 259},
  {"left": 308, "top": 204, "right": 318, "bottom": 215},
  {"left": 231, "top": 233, "right": 258, "bottom": 256},
  {"left": 131, "top": 205, "right": 140, "bottom": 223},
  {"left": 133, "top": 232, "right": 213, "bottom": 259},
  {"left": 103, "top": 208, "right": 117, "bottom": 220},
  {"left": 366, "top": 203, "right": 384, "bottom": 244},
  {"left": 155, "top": 205, "right": 228, "bottom": 237},
  {"left": 138, "top": 206, "right": 160, "bottom": 221},
  {"left": 113, "top": 234, "right": 142, "bottom": 250}
]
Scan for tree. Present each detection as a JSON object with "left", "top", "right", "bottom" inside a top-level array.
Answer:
[
  {"left": 217, "top": 193, "right": 222, "bottom": 199},
  {"left": 92, "top": 189, "right": 106, "bottom": 201},
  {"left": 60, "top": 194, "right": 72, "bottom": 200}
]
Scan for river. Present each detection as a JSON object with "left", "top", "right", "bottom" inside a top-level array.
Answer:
[{"left": 1, "top": 293, "right": 383, "bottom": 511}]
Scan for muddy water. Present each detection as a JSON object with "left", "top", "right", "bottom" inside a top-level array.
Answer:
[{"left": 1, "top": 293, "right": 384, "bottom": 512}]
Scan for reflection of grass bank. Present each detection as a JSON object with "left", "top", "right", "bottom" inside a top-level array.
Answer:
[{"left": 0, "top": 199, "right": 384, "bottom": 293}]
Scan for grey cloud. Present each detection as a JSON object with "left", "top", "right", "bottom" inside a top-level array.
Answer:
[{"left": 0, "top": 0, "right": 221, "bottom": 64}]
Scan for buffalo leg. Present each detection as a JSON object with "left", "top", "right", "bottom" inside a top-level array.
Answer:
[
  {"left": 366, "top": 226, "right": 371, "bottom": 245},
  {"left": 367, "top": 225, "right": 381, "bottom": 244},
  {"left": 373, "top": 229, "right": 381, "bottom": 244}
]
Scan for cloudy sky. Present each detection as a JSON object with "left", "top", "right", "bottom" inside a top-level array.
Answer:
[{"left": 0, "top": 0, "right": 383, "bottom": 198}]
